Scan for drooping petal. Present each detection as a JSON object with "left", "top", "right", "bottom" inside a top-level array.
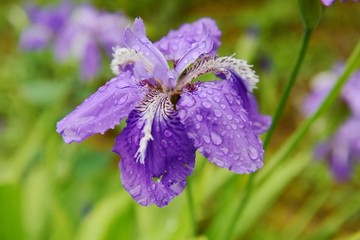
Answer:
[
  {"left": 228, "top": 71, "right": 271, "bottom": 135},
  {"left": 178, "top": 80, "right": 264, "bottom": 174},
  {"left": 154, "top": 18, "right": 221, "bottom": 61},
  {"left": 56, "top": 71, "right": 147, "bottom": 143},
  {"left": 113, "top": 91, "right": 196, "bottom": 207},
  {"left": 123, "top": 18, "right": 171, "bottom": 86}
]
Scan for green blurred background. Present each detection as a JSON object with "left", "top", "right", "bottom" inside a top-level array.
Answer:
[{"left": 0, "top": 0, "right": 360, "bottom": 239}]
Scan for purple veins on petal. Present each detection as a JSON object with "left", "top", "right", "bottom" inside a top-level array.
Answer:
[
  {"left": 113, "top": 93, "right": 196, "bottom": 207},
  {"left": 56, "top": 71, "right": 147, "bottom": 143}
]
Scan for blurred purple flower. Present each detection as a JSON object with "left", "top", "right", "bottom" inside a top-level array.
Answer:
[
  {"left": 20, "top": 3, "right": 130, "bottom": 80},
  {"left": 315, "top": 117, "right": 360, "bottom": 181},
  {"left": 54, "top": 5, "right": 130, "bottom": 80},
  {"left": 303, "top": 66, "right": 360, "bottom": 181},
  {"left": 57, "top": 18, "right": 271, "bottom": 207},
  {"left": 321, "top": 0, "right": 359, "bottom": 6},
  {"left": 19, "top": 2, "right": 71, "bottom": 50},
  {"left": 302, "top": 66, "right": 360, "bottom": 116}
]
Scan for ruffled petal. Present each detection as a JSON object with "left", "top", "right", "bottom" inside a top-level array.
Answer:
[
  {"left": 154, "top": 18, "right": 221, "bottom": 62},
  {"left": 178, "top": 80, "right": 264, "bottom": 174},
  {"left": 113, "top": 92, "right": 196, "bottom": 207},
  {"left": 56, "top": 71, "right": 147, "bottom": 143}
]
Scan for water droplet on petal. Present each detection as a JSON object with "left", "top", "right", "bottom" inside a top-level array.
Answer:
[
  {"left": 196, "top": 114, "right": 203, "bottom": 121},
  {"left": 118, "top": 94, "right": 128, "bottom": 105},
  {"left": 220, "top": 147, "right": 229, "bottom": 155},
  {"left": 202, "top": 135, "right": 210, "bottom": 144},
  {"left": 248, "top": 146, "right": 259, "bottom": 160},
  {"left": 99, "top": 86, "right": 107, "bottom": 92},
  {"left": 132, "top": 45, "right": 140, "bottom": 51},
  {"left": 198, "top": 41, "right": 206, "bottom": 49},
  {"left": 164, "top": 129, "right": 172, "bottom": 137},
  {"left": 161, "top": 139, "right": 168, "bottom": 147},
  {"left": 182, "top": 95, "right": 196, "bottom": 107},
  {"left": 220, "top": 104, "right": 226, "bottom": 110},
  {"left": 202, "top": 101, "right": 211, "bottom": 109},
  {"left": 213, "top": 96, "right": 221, "bottom": 103},
  {"left": 214, "top": 109, "right": 222, "bottom": 117},
  {"left": 210, "top": 131, "right": 223, "bottom": 145}
]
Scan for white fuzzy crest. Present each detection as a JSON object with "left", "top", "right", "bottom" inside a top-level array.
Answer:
[
  {"left": 134, "top": 91, "right": 167, "bottom": 164},
  {"left": 178, "top": 56, "right": 259, "bottom": 92},
  {"left": 111, "top": 46, "right": 153, "bottom": 75}
]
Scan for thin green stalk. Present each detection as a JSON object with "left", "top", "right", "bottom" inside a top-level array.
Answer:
[
  {"left": 186, "top": 180, "right": 197, "bottom": 236},
  {"left": 263, "top": 28, "right": 313, "bottom": 150},
  {"left": 224, "top": 174, "right": 255, "bottom": 240},
  {"left": 258, "top": 40, "right": 360, "bottom": 184}
]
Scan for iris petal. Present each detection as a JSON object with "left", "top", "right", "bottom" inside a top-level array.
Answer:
[
  {"left": 178, "top": 80, "right": 264, "bottom": 173},
  {"left": 113, "top": 92, "right": 196, "bottom": 207}
]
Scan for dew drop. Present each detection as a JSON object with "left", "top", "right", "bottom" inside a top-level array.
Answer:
[
  {"left": 248, "top": 146, "right": 259, "bottom": 160},
  {"left": 164, "top": 129, "right": 172, "bottom": 137},
  {"left": 161, "top": 139, "right": 168, "bottom": 147},
  {"left": 99, "top": 86, "right": 107, "bottom": 92},
  {"left": 182, "top": 95, "right": 196, "bottom": 107},
  {"left": 213, "top": 96, "right": 221, "bottom": 103},
  {"left": 220, "top": 147, "right": 229, "bottom": 155},
  {"left": 202, "top": 135, "right": 211, "bottom": 144},
  {"left": 118, "top": 94, "right": 128, "bottom": 105},
  {"left": 202, "top": 101, "right": 211, "bottom": 109},
  {"left": 214, "top": 109, "right": 222, "bottom": 117},
  {"left": 220, "top": 104, "right": 226, "bottom": 110},
  {"left": 210, "top": 131, "right": 223, "bottom": 145},
  {"left": 198, "top": 41, "right": 206, "bottom": 49},
  {"left": 132, "top": 45, "right": 140, "bottom": 51},
  {"left": 196, "top": 114, "right": 203, "bottom": 121}
]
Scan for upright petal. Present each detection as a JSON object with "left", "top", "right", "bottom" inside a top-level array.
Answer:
[
  {"left": 123, "top": 18, "right": 171, "bottom": 86},
  {"left": 154, "top": 18, "right": 221, "bottom": 61},
  {"left": 113, "top": 92, "right": 196, "bottom": 207},
  {"left": 56, "top": 71, "right": 147, "bottom": 143},
  {"left": 178, "top": 80, "right": 264, "bottom": 174}
]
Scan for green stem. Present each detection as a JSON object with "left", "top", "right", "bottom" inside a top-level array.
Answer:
[
  {"left": 224, "top": 174, "right": 255, "bottom": 240},
  {"left": 258, "top": 40, "right": 360, "bottom": 184},
  {"left": 263, "top": 28, "right": 313, "bottom": 150},
  {"left": 186, "top": 180, "right": 197, "bottom": 236}
]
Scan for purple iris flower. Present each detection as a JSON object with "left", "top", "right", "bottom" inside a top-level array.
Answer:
[
  {"left": 303, "top": 67, "right": 360, "bottom": 181},
  {"left": 302, "top": 67, "right": 360, "bottom": 117},
  {"left": 20, "top": 3, "right": 130, "bottom": 80},
  {"left": 19, "top": 2, "right": 71, "bottom": 50},
  {"left": 54, "top": 5, "right": 130, "bottom": 80},
  {"left": 57, "top": 18, "right": 271, "bottom": 207},
  {"left": 315, "top": 117, "right": 360, "bottom": 182},
  {"left": 321, "top": 0, "right": 359, "bottom": 6}
]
